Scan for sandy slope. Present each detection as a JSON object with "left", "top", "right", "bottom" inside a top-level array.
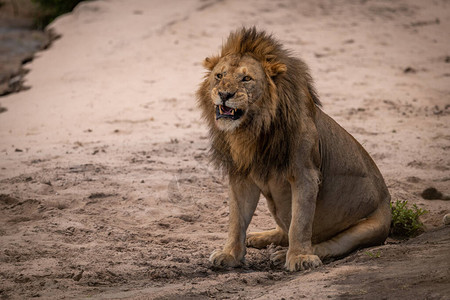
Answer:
[{"left": 0, "top": 0, "right": 449, "bottom": 299}]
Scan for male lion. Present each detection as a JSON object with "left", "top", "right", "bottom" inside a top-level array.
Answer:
[{"left": 197, "top": 27, "right": 391, "bottom": 272}]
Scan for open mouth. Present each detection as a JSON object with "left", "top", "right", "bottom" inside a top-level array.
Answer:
[{"left": 215, "top": 105, "right": 244, "bottom": 120}]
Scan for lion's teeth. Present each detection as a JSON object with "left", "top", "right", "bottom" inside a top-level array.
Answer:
[{"left": 231, "top": 109, "right": 235, "bottom": 115}]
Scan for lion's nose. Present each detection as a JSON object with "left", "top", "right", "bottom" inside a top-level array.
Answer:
[{"left": 219, "top": 91, "right": 236, "bottom": 103}]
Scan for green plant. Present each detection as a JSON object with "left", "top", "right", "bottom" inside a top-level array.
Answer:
[
  {"left": 390, "top": 200, "right": 427, "bottom": 238},
  {"left": 32, "top": 0, "right": 85, "bottom": 29}
]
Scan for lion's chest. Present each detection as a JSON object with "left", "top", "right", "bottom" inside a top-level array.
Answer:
[{"left": 252, "top": 175, "right": 291, "bottom": 199}]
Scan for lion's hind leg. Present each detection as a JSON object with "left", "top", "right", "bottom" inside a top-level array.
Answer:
[
  {"left": 313, "top": 201, "right": 391, "bottom": 260},
  {"left": 246, "top": 226, "right": 288, "bottom": 249}
]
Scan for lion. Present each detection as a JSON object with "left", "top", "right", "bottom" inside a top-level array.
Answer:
[{"left": 197, "top": 27, "right": 391, "bottom": 272}]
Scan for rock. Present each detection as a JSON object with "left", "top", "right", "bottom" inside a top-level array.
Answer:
[
  {"left": 421, "top": 187, "right": 443, "bottom": 200},
  {"left": 72, "top": 270, "right": 84, "bottom": 281}
]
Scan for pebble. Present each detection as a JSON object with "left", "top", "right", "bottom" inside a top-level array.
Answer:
[{"left": 443, "top": 214, "right": 450, "bottom": 225}]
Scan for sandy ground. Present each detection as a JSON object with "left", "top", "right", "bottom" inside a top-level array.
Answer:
[{"left": 0, "top": 0, "right": 449, "bottom": 299}]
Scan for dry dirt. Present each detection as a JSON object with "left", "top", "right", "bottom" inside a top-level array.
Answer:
[{"left": 0, "top": 0, "right": 449, "bottom": 299}]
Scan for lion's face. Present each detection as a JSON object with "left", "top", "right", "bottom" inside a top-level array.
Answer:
[{"left": 207, "top": 54, "right": 267, "bottom": 131}]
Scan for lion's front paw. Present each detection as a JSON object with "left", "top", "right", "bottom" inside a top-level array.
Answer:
[
  {"left": 285, "top": 253, "right": 322, "bottom": 272},
  {"left": 209, "top": 250, "right": 242, "bottom": 268}
]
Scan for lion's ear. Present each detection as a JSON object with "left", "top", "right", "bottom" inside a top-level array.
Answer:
[
  {"left": 203, "top": 56, "right": 220, "bottom": 71},
  {"left": 265, "top": 57, "right": 287, "bottom": 77}
]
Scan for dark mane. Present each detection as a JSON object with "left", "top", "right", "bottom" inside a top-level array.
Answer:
[{"left": 221, "top": 27, "right": 284, "bottom": 61}]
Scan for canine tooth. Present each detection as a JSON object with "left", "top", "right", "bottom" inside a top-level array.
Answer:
[{"left": 231, "top": 109, "right": 235, "bottom": 115}]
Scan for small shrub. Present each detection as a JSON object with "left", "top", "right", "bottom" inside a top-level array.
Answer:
[{"left": 390, "top": 200, "right": 427, "bottom": 238}]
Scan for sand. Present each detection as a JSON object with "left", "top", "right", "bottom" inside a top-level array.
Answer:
[{"left": 0, "top": 0, "right": 449, "bottom": 298}]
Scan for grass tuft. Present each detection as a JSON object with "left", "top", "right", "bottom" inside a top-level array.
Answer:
[{"left": 364, "top": 251, "right": 381, "bottom": 258}]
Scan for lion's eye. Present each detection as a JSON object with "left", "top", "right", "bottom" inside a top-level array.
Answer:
[
  {"left": 242, "top": 75, "right": 252, "bottom": 82},
  {"left": 215, "top": 73, "right": 223, "bottom": 80}
]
